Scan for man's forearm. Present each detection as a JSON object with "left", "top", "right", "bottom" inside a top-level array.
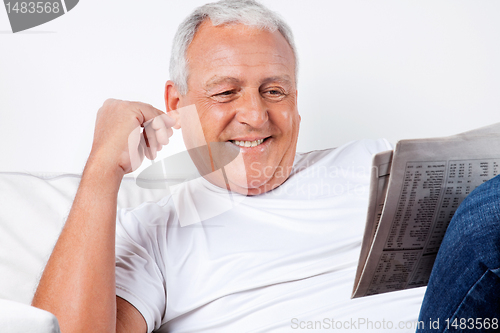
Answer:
[{"left": 32, "top": 155, "right": 124, "bottom": 333}]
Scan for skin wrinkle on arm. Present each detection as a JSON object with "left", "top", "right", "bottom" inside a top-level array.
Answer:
[{"left": 117, "top": 296, "right": 147, "bottom": 333}]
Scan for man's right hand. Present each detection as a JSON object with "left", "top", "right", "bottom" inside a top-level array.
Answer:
[{"left": 90, "top": 99, "right": 177, "bottom": 174}]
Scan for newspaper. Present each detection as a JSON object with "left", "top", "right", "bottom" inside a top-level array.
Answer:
[{"left": 352, "top": 122, "right": 500, "bottom": 298}]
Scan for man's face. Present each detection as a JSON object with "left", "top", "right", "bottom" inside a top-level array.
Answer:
[{"left": 176, "top": 20, "right": 300, "bottom": 195}]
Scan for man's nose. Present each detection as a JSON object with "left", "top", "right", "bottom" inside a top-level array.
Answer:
[{"left": 234, "top": 89, "right": 268, "bottom": 129}]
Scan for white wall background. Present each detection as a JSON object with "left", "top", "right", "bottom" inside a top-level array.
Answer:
[{"left": 1, "top": 0, "right": 499, "bottom": 174}]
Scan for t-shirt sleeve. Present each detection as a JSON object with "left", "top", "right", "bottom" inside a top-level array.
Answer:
[{"left": 115, "top": 206, "right": 166, "bottom": 332}]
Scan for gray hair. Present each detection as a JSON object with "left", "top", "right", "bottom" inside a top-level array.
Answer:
[{"left": 169, "top": 0, "right": 298, "bottom": 95}]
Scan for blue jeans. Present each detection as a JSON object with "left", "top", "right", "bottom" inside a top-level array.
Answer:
[{"left": 417, "top": 175, "right": 500, "bottom": 332}]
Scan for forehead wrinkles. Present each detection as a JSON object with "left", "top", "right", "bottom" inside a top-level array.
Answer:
[
  {"left": 186, "top": 24, "right": 296, "bottom": 88},
  {"left": 187, "top": 52, "right": 294, "bottom": 90},
  {"left": 200, "top": 53, "right": 294, "bottom": 85},
  {"left": 198, "top": 45, "right": 292, "bottom": 66}
]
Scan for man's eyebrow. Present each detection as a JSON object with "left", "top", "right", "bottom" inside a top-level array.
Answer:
[
  {"left": 261, "top": 75, "right": 294, "bottom": 87},
  {"left": 204, "top": 76, "right": 242, "bottom": 90}
]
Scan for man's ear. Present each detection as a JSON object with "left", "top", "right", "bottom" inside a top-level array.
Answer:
[{"left": 165, "top": 80, "right": 181, "bottom": 129}]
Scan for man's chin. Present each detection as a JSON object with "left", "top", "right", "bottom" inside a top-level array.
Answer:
[{"left": 202, "top": 171, "right": 284, "bottom": 195}]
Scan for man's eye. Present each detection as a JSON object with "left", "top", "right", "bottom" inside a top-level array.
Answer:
[
  {"left": 217, "top": 90, "right": 235, "bottom": 96},
  {"left": 263, "top": 88, "right": 286, "bottom": 100},
  {"left": 211, "top": 90, "right": 238, "bottom": 103}
]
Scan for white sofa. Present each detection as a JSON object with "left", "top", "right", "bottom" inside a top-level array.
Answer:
[
  {"left": 0, "top": 171, "right": 425, "bottom": 332},
  {"left": 0, "top": 172, "right": 169, "bottom": 332}
]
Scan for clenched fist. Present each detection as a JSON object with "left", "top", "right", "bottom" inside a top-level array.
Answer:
[{"left": 89, "top": 99, "right": 177, "bottom": 174}]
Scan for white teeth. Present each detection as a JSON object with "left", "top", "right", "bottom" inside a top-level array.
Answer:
[{"left": 232, "top": 139, "right": 265, "bottom": 147}]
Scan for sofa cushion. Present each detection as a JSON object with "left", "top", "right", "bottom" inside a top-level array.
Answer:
[
  {"left": 0, "top": 299, "right": 61, "bottom": 333},
  {"left": 0, "top": 172, "right": 169, "bottom": 304}
]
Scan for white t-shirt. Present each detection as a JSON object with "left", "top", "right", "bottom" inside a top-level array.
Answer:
[{"left": 115, "top": 139, "right": 425, "bottom": 333}]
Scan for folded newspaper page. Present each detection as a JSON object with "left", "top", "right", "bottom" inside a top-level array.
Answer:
[{"left": 352, "top": 122, "right": 500, "bottom": 298}]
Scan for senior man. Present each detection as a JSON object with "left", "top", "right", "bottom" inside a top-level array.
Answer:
[
  {"left": 28, "top": 1, "right": 402, "bottom": 332},
  {"left": 31, "top": 0, "right": 484, "bottom": 332}
]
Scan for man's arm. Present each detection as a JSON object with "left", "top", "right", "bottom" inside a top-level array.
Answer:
[
  {"left": 117, "top": 296, "right": 147, "bottom": 332},
  {"left": 31, "top": 99, "right": 175, "bottom": 332}
]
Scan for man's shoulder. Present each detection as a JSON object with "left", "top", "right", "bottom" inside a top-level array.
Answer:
[
  {"left": 293, "top": 138, "right": 392, "bottom": 168},
  {"left": 280, "top": 139, "right": 392, "bottom": 192}
]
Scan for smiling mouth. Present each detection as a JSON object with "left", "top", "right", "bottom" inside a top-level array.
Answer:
[{"left": 230, "top": 138, "right": 269, "bottom": 148}]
